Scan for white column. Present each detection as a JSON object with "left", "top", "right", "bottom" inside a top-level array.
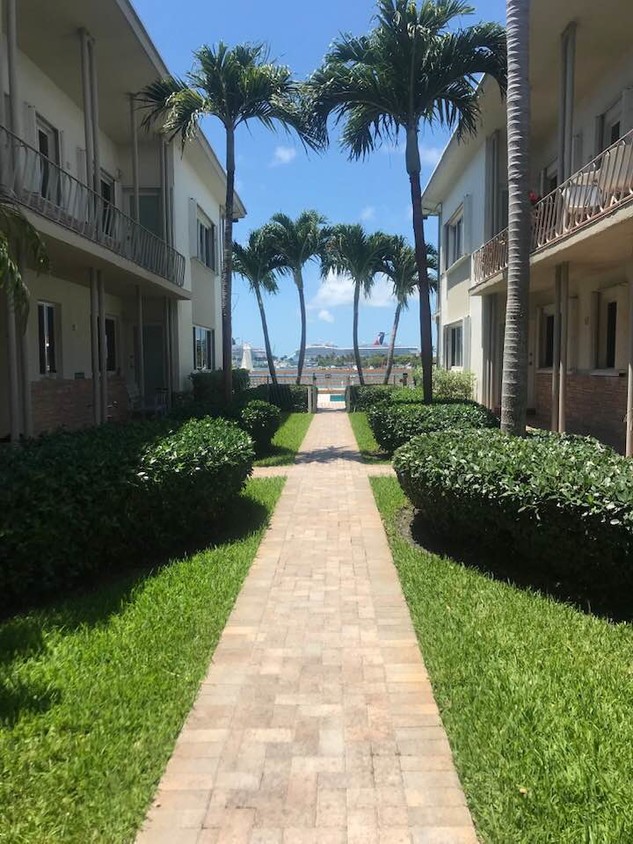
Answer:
[
  {"left": 88, "top": 36, "right": 101, "bottom": 197},
  {"left": 558, "top": 263, "right": 569, "bottom": 432},
  {"left": 137, "top": 285, "right": 145, "bottom": 402},
  {"left": 626, "top": 265, "right": 633, "bottom": 457},
  {"left": 0, "top": 0, "right": 7, "bottom": 129},
  {"left": 5, "top": 292, "right": 21, "bottom": 442},
  {"left": 164, "top": 296, "right": 173, "bottom": 405},
  {"left": 90, "top": 269, "right": 100, "bottom": 424},
  {"left": 130, "top": 94, "right": 140, "bottom": 222},
  {"left": 6, "top": 0, "right": 20, "bottom": 138},
  {"left": 159, "top": 138, "right": 168, "bottom": 241},
  {"left": 97, "top": 271, "right": 107, "bottom": 423},
  {"left": 551, "top": 268, "right": 561, "bottom": 432},
  {"left": 558, "top": 24, "right": 576, "bottom": 182},
  {"left": 80, "top": 29, "right": 94, "bottom": 186}
]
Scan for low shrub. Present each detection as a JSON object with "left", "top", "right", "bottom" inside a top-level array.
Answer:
[
  {"left": 241, "top": 384, "right": 311, "bottom": 412},
  {"left": 237, "top": 400, "right": 281, "bottom": 453},
  {"left": 0, "top": 417, "right": 254, "bottom": 612},
  {"left": 190, "top": 368, "right": 250, "bottom": 405},
  {"left": 393, "top": 429, "right": 633, "bottom": 605},
  {"left": 412, "top": 368, "right": 476, "bottom": 400},
  {"left": 368, "top": 401, "right": 499, "bottom": 453},
  {"left": 346, "top": 385, "right": 395, "bottom": 411}
]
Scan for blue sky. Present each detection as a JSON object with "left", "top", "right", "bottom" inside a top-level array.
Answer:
[{"left": 133, "top": 0, "right": 506, "bottom": 357}]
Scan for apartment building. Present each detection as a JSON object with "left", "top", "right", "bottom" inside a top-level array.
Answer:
[
  {"left": 424, "top": 0, "right": 633, "bottom": 453},
  {"left": 0, "top": 0, "right": 244, "bottom": 442}
]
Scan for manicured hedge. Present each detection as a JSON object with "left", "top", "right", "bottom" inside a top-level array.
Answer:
[
  {"left": 394, "top": 429, "right": 633, "bottom": 603},
  {"left": 346, "top": 385, "right": 395, "bottom": 411},
  {"left": 242, "top": 384, "right": 313, "bottom": 412},
  {"left": 0, "top": 417, "right": 254, "bottom": 612},
  {"left": 238, "top": 400, "right": 281, "bottom": 453},
  {"left": 190, "top": 368, "right": 250, "bottom": 405},
  {"left": 368, "top": 401, "right": 499, "bottom": 453}
]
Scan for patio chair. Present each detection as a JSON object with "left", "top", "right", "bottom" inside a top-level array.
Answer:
[
  {"left": 561, "top": 170, "right": 603, "bottom": 230},
  {"left": 596, "top": 140, "right": 633, "bottom": 206},
  {"left": 127, "top": 384, "right": 168, "bottom": 419}
]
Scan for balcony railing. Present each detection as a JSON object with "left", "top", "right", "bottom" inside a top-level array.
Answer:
[
  {"left": 0, "top": 125, "right": 185, "bottom": 287},
  {"left": 473, "top": 129, "right": 633, "bottom": 286}
]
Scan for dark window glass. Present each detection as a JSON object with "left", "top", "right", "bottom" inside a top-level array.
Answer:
[
  {"left": 606, "top": 301, "right": 617, "bottom": 368},
  {"left": 543, "top": 314, "right": 554, "bottom": 368}
]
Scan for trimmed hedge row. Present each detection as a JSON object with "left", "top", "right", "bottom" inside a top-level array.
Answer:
[
  {"left": 190, "top": 368, "right": 250, "bottom": 405},
  {"left": 242, "top": 384, "right": 313, "bottom": 413},
  {"left": 394, "top": 429, "right": 633, "bottom": 602},
  {"left": 346, "top": 370, "right": 476, "bottom": 410},
  {"left": 238, "top": 400, "right": 281, "bottom": 452},
  {"left": 368, "top": 401, "right": 499, "bottom": 453},
  {"left": 0, "top": 417, "right": 254, "bottom": 611}
]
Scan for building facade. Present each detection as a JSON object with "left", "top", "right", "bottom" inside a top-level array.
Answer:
[
  {"left": 425, "top": 0, "right": 633, "bottom": 453},
  {"left": 0, "top": 0, "right": 244, "bottom": 442}
]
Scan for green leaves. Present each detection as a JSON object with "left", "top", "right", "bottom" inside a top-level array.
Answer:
[
  {"left": 237, "top": 400, "right": 281, "bottom": 453},
  {"left": 0, "top": 188, "right": 49, "bottom": 315}
]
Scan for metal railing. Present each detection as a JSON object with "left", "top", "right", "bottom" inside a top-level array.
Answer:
[
  {"left": 248, "top": 368, "right": 413, "bottom": 388},
  {"left": 0, "top": 125, "right": 185, "bottom": 287},
  {"left": 473, "top": 128, "right": 633, "bottom": 286}
]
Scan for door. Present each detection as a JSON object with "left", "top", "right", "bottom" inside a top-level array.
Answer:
[
  {"left": 36, "top": 116, "right": 59, "bottom": 202},
  {"left": 143, "top": 324, "right": 165, "bottom": 398}
]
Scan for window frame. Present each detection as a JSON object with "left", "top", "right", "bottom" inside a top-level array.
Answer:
[
  {"left": 197, "top": 216, "right": 217, "bottom": 271},
  {"left": 446, "top": 208, "right": 464, "bottom": 269},
  {"left": 192, "top": 325, "right": 215, "bottom": 371},
  {"left": 445, "top": 322, "right": 463, "bottom": 369},
  {"left": 538, "top": 306, "right": 556, "bottom": 369},
  {"left": 38, "top": 301, "right": 58, "bottom": 375}
]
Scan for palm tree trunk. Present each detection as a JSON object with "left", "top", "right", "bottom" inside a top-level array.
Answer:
[
  {"left": 501, "top": 0, "right": 531, "bottom": 435},
  {"left": 221, "top": 125, "right": 236, "bottom": 405},
  {"left": 352, "top": 281, "right": 365, "bottom": 386},
  {"left": 254, "top": 283, "right": 278, "bottom": 385},
  {"left": 384, "top": 303, "right": 402, "bottom": 385},
  {"left": 406, "top": 126, "right": 433, "bottom": 404},
  {"left": 295, "top": 270, "right": 307, "bottom": 385}
]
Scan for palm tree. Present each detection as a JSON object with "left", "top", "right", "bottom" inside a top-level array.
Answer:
[
  {"left": 500, "top": 0, "right": 531, "bottom": 435},
  {"left": 321, "top": 224, "right": 390, "bottom": 386},
  {"left": 232, "top": 229, "right": 283, "bottom": 384},
  {"left": 381, "top": 237, "right": 437, "bottom": 385},
  {"left": 262, "top": 210, "right": 326, "bottom": 384},
  {"left": 138, "top": 43, "right": 319, "bottom": 404},
  {"left": 1, "top": 188, "right": 48, "bottom": 314},
  {"left": 306, "top": 0, "right": 506, "bottom": 402}
]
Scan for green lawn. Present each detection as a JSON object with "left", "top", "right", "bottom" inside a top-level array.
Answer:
[
  {"left": 0, "top": 477, "right": 284, "bottom": 844},
  {"left": 371, "top": 476, "right": 633, "bottom": 844},
  {"left": 349, "top": 411, "right": 390, "bottom": 463},
  {"left": 254, "top": 412, "right": 313, "bottom": 467}
]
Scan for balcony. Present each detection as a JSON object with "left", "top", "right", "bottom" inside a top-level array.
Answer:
[
  {"left": 0, "top": 125, "right": 185, "bottom": 287},
  {"left": 473, "top": 129, "right": 633, "bottom": 287}
]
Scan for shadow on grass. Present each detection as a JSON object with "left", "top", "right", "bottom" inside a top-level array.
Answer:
[
  {"left": 402, "top": 507, "right": 631, "bottom": 624},
  {"left": 254, "top": 445, "right": 297, "bottom": 467}
]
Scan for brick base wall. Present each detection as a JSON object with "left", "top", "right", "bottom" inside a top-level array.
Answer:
[
  {"left": 32, "top": 376, "right": 129, "bottom": 435},
  {"left": 534, "top": 371, "right": 627, "bottom": 452}
]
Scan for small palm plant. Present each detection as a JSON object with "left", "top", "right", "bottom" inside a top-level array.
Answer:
[
  {"left": 381, "top": 237, "right": 437, "bottom": 385},
  {"left": 232, "top": 229, "right": 283, "bottom": 384},
  {"left": 321, "top": 223, "right": 391, "bottom": 386},
  {"left": 138, "top": 43, "right": 320, "bottom": 403},
  {"left": 262, "top": 211, "right": 327, "bottom": 385},
  {"left": 1, "top": 188, "right": 48, "bottom": 315},
  {"left": 306, "top": 0, "right": 506, "bottom": 402}
]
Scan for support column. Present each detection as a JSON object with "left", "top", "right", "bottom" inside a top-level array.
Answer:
[
  {"left": 7, "top": 0, "right": 21, "bottom": 138},
  {"left": 164, "top": 297, "right": 173, "bottom": 406},
  {"left": 626, "top": 266, "right": 633, "bottom": 457},
  {"left": 137, "top": 285, "right": 145, "bottom": 402},
  {"left": 551, "top": 268, "right": 561, "bottom": 432},
  {"left": 88, "top": 36, "right": 101, "bottom": 197},
  {"left": 5, "top": 292, "right": 21, "bottom": 443},
  {"left": 90, "top": 269, "right": 100, "bottom": 424},
  {"left": 0, "top": 0, "right": 6, "bottom": 128},
  {"left": 159, "top": 138, "right": 168, "bottom": 242},
  {"left": 97, "top": 272, "right": 107, "bottom": 424},
  {"left": 558, "top": 263, "right": 569, "bottom": 432},
  {"left": 80, "top": 29, "right": 94, "bottom": 186},
  {"left": 558, "top": 24, "right": 576, "bottom": 182},
  {"left": 130, "top": 94, "right": 140, "bottom": 222}
]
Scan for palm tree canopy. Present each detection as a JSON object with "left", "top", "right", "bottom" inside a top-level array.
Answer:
[
  {"left": 0, "top": 188, "right": 49, "bottom": 313},
  {"left": 138, "top": 42, "right": 321, "bottom": 149},
  {"left": 321, "top": 224, "right": 391, "bottom": 296},
  {"left": 381, "top": 237, "right": 437, "bottom": 306},
  {"left": 232, "top": 229, "right": 283, "bottom": 295},
  {"left": 306, "top": 0, "right": 506, "bottom": 160},
  {"left": 262, "top": 210, "right": 327, "bottom": 280}
]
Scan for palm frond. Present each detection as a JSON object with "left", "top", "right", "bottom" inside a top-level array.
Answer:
[{"left": 0, "top": 190, "right": 49, "bottom": 314}]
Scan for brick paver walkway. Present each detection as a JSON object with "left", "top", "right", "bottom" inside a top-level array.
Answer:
[{"left": 137, "top": 409, "right": 477, "bottom": 844}]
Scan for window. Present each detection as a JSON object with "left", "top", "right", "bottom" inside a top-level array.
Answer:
[
  {"left": 198, "top": 218, "right": 216, "bottom": 270},
  {"left": 129, "top": 191, "right": 162, "bottom": 237},
  {"left": 193, "top": 326, "right": 215, "bottom": 370},
  {"left": 539, "top": 311, "right": 555, "bottom": 368},
  {"left": 601, "top": 102, "right": 622, "bottom": 151},
  {"left": 446, "top": 211, "right": 464, "bottom": 267},
  {"left": 97, "top": 317, "right": 117, "bottom": 372},
  {"left": 446, "top": 323, "right": 463, "bottom": 368},
  {"left": 605, "top": 301, "right": 617, "bottom": 368},
  {"left": 596, "top": 294, "right": 619, "bottom": 369},
  {"left": 36, "top": 115, "right": 60, "bottom": 202},
  {"left": 38, "top": 302, "right": 57, "bottom": 374},
  {"left": 100, "top": 172, "right": 115, "bottom": 236}
]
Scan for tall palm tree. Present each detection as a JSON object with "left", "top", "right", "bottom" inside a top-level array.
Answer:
[
  {"left": 263, "top": 210, "right": 326, "bottom": 384},
  {"left": 138, "top": 43, "right": 319, "bottom": 404},
  {"left": 307, "top": 0, "right": 506, "bottom": 402},
  {"left": 321, "top": 224, "right": 390, "bottom": 386},
  {"left": 501, "top": 0, "right": 531, "bottom": 435},
  {"left": 381, "top": 237, "right": 437, "bottom": 385},
  {"left": 232, "top": 229, "right": 282, "bottom": 384},
  {"left": 1, "top": 188, "right": 48, "bottom": 314}
]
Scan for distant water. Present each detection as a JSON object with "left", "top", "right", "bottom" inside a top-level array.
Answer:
[{"left": 247, "top": 366, "right": 413, "bottom": 388}]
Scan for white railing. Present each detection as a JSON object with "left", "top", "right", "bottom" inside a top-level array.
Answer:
[
  {"left": 0, "top": 125, "right": 185, "bottom": 287},
  {"left": 473, "top": 129, "right": 633, "bottom": 286}
]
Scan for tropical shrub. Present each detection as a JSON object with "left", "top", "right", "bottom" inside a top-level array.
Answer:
[
  {"left": 368, "top": 401, "right": 499, "bottom": 453},
  {"left": 393, "top": 429, "right": 633, "bottom": 608},
  {"left": 190, "top": 368, "right": 250, "bottom": 405},
  {"left": 346, "top": 384, "right": 395, "bottom": 411},
  {"left": 0, "top": 417, "right": 254, "bottom": 612},
  {"left": 241, "top": 384, "right": 312, "bottom": 412},
  {"left": 237, "top": 400, "right": 281, "bottom": 452},
  {"left": 412, "top": 367, "right": 475, "bottom": 400}
]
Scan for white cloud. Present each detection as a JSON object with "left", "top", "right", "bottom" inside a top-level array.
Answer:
[
  {"left": 380, "top": 141, "right": 443, "bottom": 170},
  {"left": 318, "top": 308, "right": 335, "bottom": 324},
  {"left": 310, "top": 271, "right": 396, "bottom": 310},
  {"left": 360, "top": 205, "right": 376, "bottom": 222},
  {"left": 270, "top": 145, "right": 297, "bottom": 167}
]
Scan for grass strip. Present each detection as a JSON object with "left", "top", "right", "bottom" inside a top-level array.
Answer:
[
  {"left": 349, "top": 411, "right": 390, "bottom": 463},
  {"left": 371, "top": 476, "right": 633, "bottom": 844},
  {"left": 254, "top": 412, "right": 313, "bottom": 467},
  {"left": 0, "top": 477, "right": 284, "bottom": 844}
]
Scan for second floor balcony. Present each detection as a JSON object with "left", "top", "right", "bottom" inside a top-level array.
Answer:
[
  {"left": 473, "top": 129, "right": 633, "bottom": 287},
  {"left": 0, "top": 125, "right": 186, "bottom": 288}
]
